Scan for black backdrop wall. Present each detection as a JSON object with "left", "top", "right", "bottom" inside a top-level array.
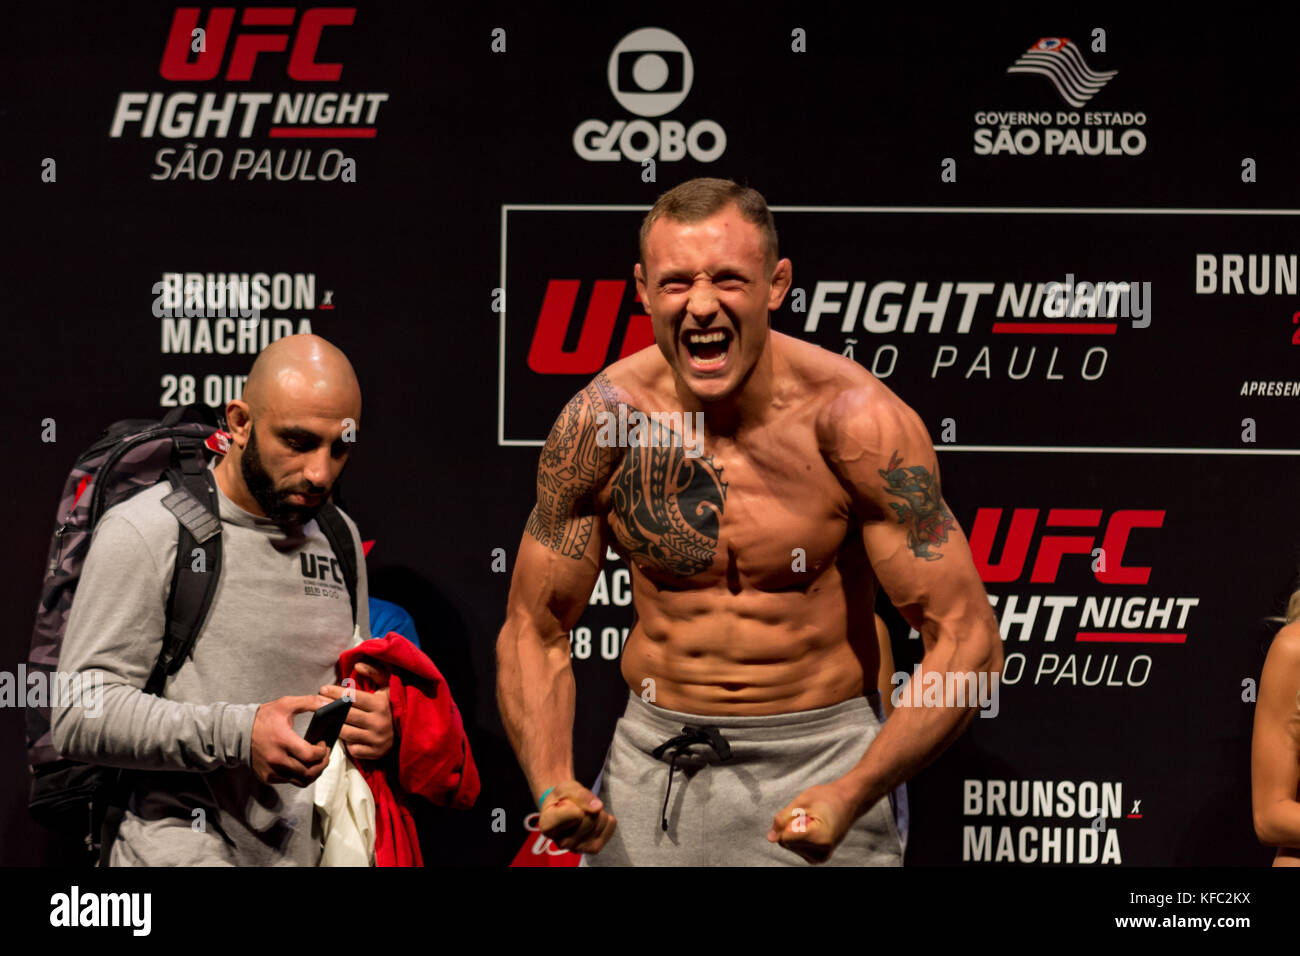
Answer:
[{"left": 2, "top": 1, "right": 1297, "bottom": 866}]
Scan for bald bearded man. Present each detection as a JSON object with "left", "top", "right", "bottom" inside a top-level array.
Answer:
[{"left": 51, "top": 334, "right": 391, "bottom": 865}]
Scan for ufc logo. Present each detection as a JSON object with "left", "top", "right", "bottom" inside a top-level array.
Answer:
[
  {"left": 527, "top": 280, "right": 655, "bottom": 374},
  {"left": 300, "top": 552, "right": 343, "bottom": 584},
  {"left": 969, "top": 508, "right": 1164, "bottom": 585},
  {"left": 160, "top": 7, "right": 356, "bottom": 82}
]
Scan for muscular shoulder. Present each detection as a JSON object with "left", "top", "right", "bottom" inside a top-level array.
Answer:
[
  {"left": 789, "top": 359, "right": 934, "bottom": 521},
  {"left": 526, "top": 369, "right": 627, "bottom": 552},
  {"left": 1264, "top": 621, "right": 1300, "bottom": 674},
  {"left": 536, "top": 371, "right": 623, "bottom": 481},
  {"left": 811, "top": 367, "right": 928, "bottom": 470},
  {"left": 538, "top": 348, "right": 669, "bottom": 464},
  {"left": 1259, "top": 621, "right": 1300, "bottom": 721}
]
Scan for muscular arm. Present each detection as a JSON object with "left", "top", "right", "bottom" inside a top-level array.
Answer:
[
  {"left": 820, "top": 386, "right": 1003, "bottom": 817},
  {"left": 1251, "top": 623, "right": 1300, "bottom": 850},
  {"left": 495, "top": 374, "right": 620, "bottom": 803}
]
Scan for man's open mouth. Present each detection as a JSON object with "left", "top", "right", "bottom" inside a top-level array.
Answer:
[{"left": 682, "top": 327, "right": 733, "bottom": 372}]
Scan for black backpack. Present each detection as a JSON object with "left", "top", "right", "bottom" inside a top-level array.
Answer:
[{"left": 26, "top": 403, "right": 358, "bottom": 864}]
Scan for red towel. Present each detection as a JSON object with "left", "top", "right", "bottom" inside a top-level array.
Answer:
[{"left": 336, "top": 632, "right": 480, "bottom": 866}]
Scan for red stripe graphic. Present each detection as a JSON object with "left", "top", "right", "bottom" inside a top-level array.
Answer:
[{"left": 1076, "top": 632, "right": 1187, "bottom": 644}]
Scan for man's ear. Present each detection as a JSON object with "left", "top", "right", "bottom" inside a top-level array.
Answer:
[
  {"left": 225, "top": 399, "right": 252, "bottom": 444},
  {"left": 634, "top": 262, "right": 647, "bottom": 301},
  {"left": 767, "top": 257, "right": 793, "bottom": 311}
]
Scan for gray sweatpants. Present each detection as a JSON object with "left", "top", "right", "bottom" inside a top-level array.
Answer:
[{"left": 580, "top": 690, "right": 906, "bottom": 866}]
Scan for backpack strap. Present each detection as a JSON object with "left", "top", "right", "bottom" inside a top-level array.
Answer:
[
  {"left": 315, "top": 502, "right": 358, "bottom": 626},
  {"left": 147, "top": 441, "right": 222, "bottom": 695}
]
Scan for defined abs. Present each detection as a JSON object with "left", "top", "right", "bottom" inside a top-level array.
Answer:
[{"left": 620, "top": 613, "right": 872, "bottom": 715}]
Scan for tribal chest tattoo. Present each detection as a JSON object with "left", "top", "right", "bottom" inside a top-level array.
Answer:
[
  {"left": 879, "top": 449, "right": 955, "bottom": 561},
  {"left": 526, "top": 372, "right": 728, "bottom": 576},
  {"left": 607, "top": 439, "right": 727, "bottom": 577}
]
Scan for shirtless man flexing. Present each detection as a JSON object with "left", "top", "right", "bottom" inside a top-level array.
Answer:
[{"left": 496, "top": 177, "right": 1002, "bottom": 865}]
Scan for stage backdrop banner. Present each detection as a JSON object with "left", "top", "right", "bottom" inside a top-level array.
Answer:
[{"left": 2, "top": 4, "right": 1295, "bottom": 867}]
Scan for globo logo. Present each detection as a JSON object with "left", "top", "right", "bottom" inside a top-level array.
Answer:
[{"left": 573, "top": 27, "right": 726, "bottom": 163}]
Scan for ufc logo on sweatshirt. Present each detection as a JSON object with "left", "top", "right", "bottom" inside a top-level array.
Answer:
[{"left": 300, "top": 552, "right": 344, "bottom": 599}]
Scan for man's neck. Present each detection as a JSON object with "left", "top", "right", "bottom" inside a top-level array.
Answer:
[{"left": 213, "top": 454, "right": 267, "bottom": 518}]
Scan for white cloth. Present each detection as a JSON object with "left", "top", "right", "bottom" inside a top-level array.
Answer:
[{"left": 313, "top": 624, "right": 376, "bottom": 866}]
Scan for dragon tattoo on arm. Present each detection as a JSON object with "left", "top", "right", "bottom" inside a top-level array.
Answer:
[{"left": 878, "top": 449, "right": 955, "bottom": 561}]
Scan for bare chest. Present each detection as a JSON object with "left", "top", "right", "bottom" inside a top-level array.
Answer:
[{"left": 600, "top": 423, "right": 852, "bottom": 589}]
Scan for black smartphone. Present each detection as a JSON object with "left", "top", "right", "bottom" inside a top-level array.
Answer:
[{"left": 304, "top": 697, "right": 352, "bottom": 748}]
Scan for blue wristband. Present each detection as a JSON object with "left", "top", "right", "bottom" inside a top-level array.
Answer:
[{"left": 538, "top": 786, "right": 556, "bottom": 810}]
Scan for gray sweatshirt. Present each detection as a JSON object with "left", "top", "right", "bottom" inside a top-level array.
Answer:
[{"left": 51, "top": 458, "right": 370, "bottom": 865}]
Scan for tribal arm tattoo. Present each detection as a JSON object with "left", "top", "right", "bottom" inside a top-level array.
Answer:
[
  {"left": 878, "top": 449, "right": 956, "bottom": 561},
  {"left": 525, "top": 372, "right": 620, "bottom": 559}
]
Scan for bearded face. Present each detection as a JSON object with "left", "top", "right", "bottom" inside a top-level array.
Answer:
[{"left": 239, "top": 422, "right": 332, "bottom": 525}]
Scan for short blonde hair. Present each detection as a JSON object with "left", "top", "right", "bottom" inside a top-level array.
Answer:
[{"left": 638, "top": 177, "right": 778, "bottom": 274}]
